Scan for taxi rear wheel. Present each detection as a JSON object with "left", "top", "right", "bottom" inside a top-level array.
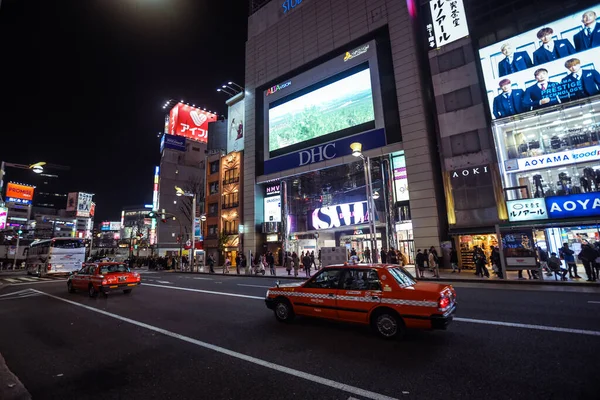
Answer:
[
  {"left": 88, "top": 284, "right": 98, "bottom": 298},
  {"left": 274, "top": 299, "right": 294, "bottom": 323},
  {"left": 372, "top": 310, "right": 404, "bottom": 339}
]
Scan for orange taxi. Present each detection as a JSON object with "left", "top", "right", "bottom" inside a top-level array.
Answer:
[
  {"left": 265, "top": 263, "right": 456, "bottom": 338},
  {"left": 67, "top": 262, "right": 141, "bottom": 297}
]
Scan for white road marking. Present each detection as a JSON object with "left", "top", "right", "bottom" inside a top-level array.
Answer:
[
  {"left": 5, "top": 279, "right": 66, "bottom": 286},
  {"left": 3, "top": 278, "right": 21, "bottom": 283},
  {"left": 237, "top": 284, "right": 271, "bottom": 289},
  {"left": 0, "top": 288, "right": 41, "bottom": 300},
  {"left": 156, "top": 281, "right": 172, "bottom": 284},
  {"left": 0, "top": 289, "right": 31, "bottom": 297},
  {"left": 454, "top": 317, "right": 600, "bottom": 337},
  {"left": 143, "top": 283, "right": 263, "bottom": 300},
  {"left": 30, "top": 289, "right": 399, "bottom": 400},
  {"left": 588, "top": 301, "right": 600, "bottom": 304},
  {"left": 18, "top": 277, "right": 40, "bottom": 282},
  {"left": 193, "top": 277, "right": 214, "bottom": 281}
]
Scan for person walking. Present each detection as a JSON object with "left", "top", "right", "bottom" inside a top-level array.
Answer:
[
  {"left": 450, "top": 248, "right": 460, "bottom": 273},
  {"left": 428, "top": 249, "right": 439, "bottom": 278},
  {"left": 475, "top": 251, "right": 490, "bottom": 278},
  {"left": 302, "top": 252, "right": 312, "bottom": 277},
  {"left": 415, "top": 249, "right": 426, "bottom": 278},
  {"left": 578, "top": 243, "right": 598, "bottom": 282},
  {"left": 310, "top": 251, "right": 316, "bottom": 270},
  {"left": 491, "top": 247, "right": 502, "bottom": 278},
  {"left": 235, "top": 254, "right": 242, "bottom": 275},
  {"left": 364, "top": 247, "right": 371, "bottom": 263},
  {"left": 223, "top": 256, "right": 231, "bottom": 274},
  {"left": 208, "top": 254, "right": 215, "bottom": 273},
  {"left": 292, "top": 252, "right": 300, "bottom": 277},
  {"left": 240, "top": 253, "right": 247, "bottom": 275},
  {"left": 285, "top": 252, "right": 292, "bottom": 275},
  {"left": 388, "top": 248, "right": 398, "bottom": 265},
  {"left": 267, "top": 252, "right": 276, "bottom": 276},
  {"left": 380, "top": 248, "right": 387, "bottom": 264},
  {"left": 560, "top": 243, "right": 581, "bottom": 279}
]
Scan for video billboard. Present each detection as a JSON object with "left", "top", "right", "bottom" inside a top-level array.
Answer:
[
  {"left": 480, "top": 5, "right": 600, "bottom": 120},
  {"left": 268, "top": 67, "right": 375, "bottom": 155},
  {"left": 168, "top": 103, "right": 217, "bottom": 143},
  {"left": 0, "top": 207, "right": 7, "bottom": 230},
  {"left": 227, "top": 98, "right": 245, "bottom": 153},
  {"left": 66, "top": 192, "right": 77, "bottom": 211},
  {"left": 309, "top": 201, "right": 370, "bottom": 230},
  {"left": 6, "top": 183, "right": 35, "bottom": 204}
]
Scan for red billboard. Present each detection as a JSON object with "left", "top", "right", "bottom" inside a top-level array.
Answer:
[
  {"left": 168, "top": 103, "right": 217, "bottom": 143},
  {"left": 6, "top": 183, "right": 35, "bottom": 201}
]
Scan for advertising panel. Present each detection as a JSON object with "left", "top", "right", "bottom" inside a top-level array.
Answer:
[
  {"left": 110, "top": 221, "right": 121, "bottom": 231},
  {"left": 227, "top": 98, "right": 245, "bottom": 153},
  {"left": 152, "top": 166, "right": 160, "bottom": 211},
  {"left": 504, "top": 145, "right": 600, "bottom": 173},
  {"left": 264, "top": 196, "right": 281, "bottom": 222},
  {"left": 160, "top": 134, "right": 186, "bottom": 152},
  {"left": 265, "top": 183, "right": 280, "bottom": 197},
  {"left": 66, "top": 192, "right": 77, "bottom": 211},
  {"left": 309, "top": 201, "right": 370, "bottom": 230},
  {"left": 506, "top": 199, "right": 549, "bottom": 222},
  {"left": 168, "top": 103, "right": 217, "bottom": 143},
  {"left": 0, "top": 206, "right": 7, "bottom": 230},
  {"left": 480, "top": 5, "right": 600, "bottom": 120},
  {"left": 546, "top": 191, "right": 600, "bottom": 219},
  {"left": 6, "top": 183, "right": 34, "bottom": 203},
  {"left": 392, "top": 153, "right": 409, "bottom": 202},
  {"left": 76, "top": 192, "right": 94, "bottom": 218},
  {"left": 426, "top": 0, "right": 470, "bottom": 49},
  {"left": 268, "top": 67, "right": 375, "bottom": 155}
]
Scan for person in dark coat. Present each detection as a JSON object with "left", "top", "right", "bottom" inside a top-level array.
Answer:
[
  {"left": 380, "top": 249, "right": 387, "bottom": 264},
  {"left": 578, "top": 243, "right": 598, "bottom": 281},
  {"left": 493, "top": 78, "right": 526, "bottom": 118}
]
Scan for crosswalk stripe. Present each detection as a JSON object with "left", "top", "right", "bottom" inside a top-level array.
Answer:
[
  {"left": 4, "top": 278, "right": 20, "bottom": 283},
  {"left": 17, "top": 277, "right": 39, "bottom": 282}
]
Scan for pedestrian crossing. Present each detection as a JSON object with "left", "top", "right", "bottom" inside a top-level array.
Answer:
[{"left": 0, "top": 275, "right": 67, "bottom": 285}]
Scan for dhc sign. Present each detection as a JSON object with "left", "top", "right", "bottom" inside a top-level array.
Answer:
[
  {"left": 546, "top": 192, "right": 600, "bottom": 220},
  {"left": 263, "top": 128, "right": 386, "bottom": 175},
  {"left": 282, "top": 0, "right": 302, "bottom": 14}
]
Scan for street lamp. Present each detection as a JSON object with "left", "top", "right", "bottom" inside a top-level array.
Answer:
[
  {"left": 350, "top": 143, "right": 379, "bottom": 263},
  {"left": 175, "top": 185, "right": 197, "bottom": 272}
]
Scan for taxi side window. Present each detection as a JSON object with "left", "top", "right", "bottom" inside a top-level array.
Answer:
[
  {"left": 87, "top": 265, "right": 97, "bottom": 275},
  {"left": 342, "top": 269, "right": 382, "bottom": 291},
  {"left": 304, "top": 269, "right": 341, "bottom": 289}
]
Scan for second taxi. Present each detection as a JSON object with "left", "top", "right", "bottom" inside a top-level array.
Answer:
[
  {"left": 265, "top": 263, "right": 456, "bottom": 339},
  {"left": 67, "top": 262, "right": 141, "bottom": 297}
]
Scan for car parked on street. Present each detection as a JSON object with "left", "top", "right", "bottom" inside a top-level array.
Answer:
[
  {"left": 67, "top": 262, "right": 141, "bottom": 297},
  {"left": 265, "top": 263, "right": 456, "bottom": 339}
]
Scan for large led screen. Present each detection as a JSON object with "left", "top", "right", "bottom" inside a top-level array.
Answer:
[
  {"left": 479, "top": 5, "right": 600, "bottom": 120},
  {"left": 268, "top": 67, "right": 375, "bottom": 154}
]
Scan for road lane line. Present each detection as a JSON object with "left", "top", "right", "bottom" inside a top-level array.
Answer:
[
  {"left": 142, "top": 283, "right": 600, "bottom": 337},
  {"left": 156, "top": 281, "right": 172, "bottom": 284},
  {"left": 17, "top": 277, "right": 40, "bottom": 282},
  {"left": 193, "top": 277, "right": 214, "bottom": 281},
  {"left": 5, "top": 279, "right": 66, "bottom": 286},
  {"left": 588, "top": 301, "right": 600, "bottom": 304},
  {"left": 143, "top": 283, "right": 264, "bottom": 300},
  {"left": 237, "top": 284, "right": 271, "bottom": 289},
  {"left": 0, "top": 289, "right": 31, "bottom": 297},
  {"left": 30, "top": 289, "right": 399, "bottom": 400},
  {"left": 454, "top": 317, "right": 600, "bottom": 337}
]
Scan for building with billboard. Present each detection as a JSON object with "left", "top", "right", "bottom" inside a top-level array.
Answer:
[{"left": 243, "top": 0, "right": 446, "bottom": 262}]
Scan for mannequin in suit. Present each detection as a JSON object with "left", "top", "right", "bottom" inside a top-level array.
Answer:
[
  {"left": 573, "top": 10, "right": 600, "bottom": 52},
  {"left": 533, "top": 27, "right": 576, "bottom": 65},
  {"left": 498, "top": 43, "right": 533, "bottom": 77}
]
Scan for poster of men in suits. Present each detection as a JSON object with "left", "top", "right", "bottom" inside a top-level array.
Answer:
[{"left": 479, "top": 5, "right": 600, "bottom": 120}]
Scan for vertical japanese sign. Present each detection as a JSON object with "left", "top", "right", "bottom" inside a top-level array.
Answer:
[
  {"left": 0, "top": 206, "right": 7, "bottom": 230},
  {"left": 150, "top": 166, "right": 160, "bottom": 245},
  {"left": 76, "top": 192, "right": 94, "bottom": 218},
  {"left": 428, "top": 0, "right": 469, "bottom": 48}
]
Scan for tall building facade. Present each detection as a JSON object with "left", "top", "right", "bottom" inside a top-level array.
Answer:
[{"left": 243, "top": 0, "right": 447, "bottom": 261}]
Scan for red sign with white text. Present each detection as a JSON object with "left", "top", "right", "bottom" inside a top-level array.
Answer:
[{"left": 168, "top": 103, "right": 217, "bottom": 143}]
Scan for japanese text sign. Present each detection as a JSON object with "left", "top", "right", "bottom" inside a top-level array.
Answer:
[
  {"left": 428, "top": 0, "right": 469, "bottom": 48},
  {"left": 506, "top": 199, "right": 549, "bottom": 222},
  {"left": 168, "top": 103, "right": 217, "bottom": 144}
]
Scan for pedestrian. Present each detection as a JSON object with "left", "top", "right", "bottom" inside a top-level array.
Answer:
[
  {"left": 303, "top": 252, "right": 312, "bottom": 277},
  {"left": 285, "top": 252, "right": 292, "bottom": 275},
  {"left": 364, "top": 247, "right": 371, "bottom": 263},
  {"left": 450, "top": 248, "right": 460, "bottom": 273},
  {"left": 537, "top": 246, "right": 550, "bottom": 276},
  {"left": 428, "top": 249, "right": 439, "bottom": 278},
  {"left": 548, "top": 252, "right": 568, "bottom": 280},
  {"left": 292, "top": 252, "right": 300, "bottom": 277},
  {"left": 267, "top": 252, "right": 276, "bottom": 276},
  {"left": 317, "top": 249, "right": 322, "bottom": 269},
  {"left": 208, "top": 254, "right": 215, "bottom": 273},
  {"left": 415, "top": 249, "right": 426, "bottom": 278},
  {"left": 475, "top": 252, "right": 490, "bottom": 278},
  {"left": 380, "top": 248, "right": 387, "bottom": 264},
  {"left": 491, "top": 247, "right": 502, "bottom": 278},
  {"left": 223, "top": 256, "right": 231, "bottom": 274},
  {"left": 578, "top": 242, "right": 598, "bottom": 282},
  {"left": 560, "top": 242, "right": 581, "bottom": 279},
  {"left": 310, "top": 251, "right": 316, "bottom": 270},
  {"left": 388, "top": 248, "right": 398, "bottom": 265}
]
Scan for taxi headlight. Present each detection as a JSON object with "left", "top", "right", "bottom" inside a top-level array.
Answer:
[{"left": 266, "top": 290, "right": 271, "bottom": 297}]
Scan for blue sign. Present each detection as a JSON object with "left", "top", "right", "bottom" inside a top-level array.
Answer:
[
  {"left": 546, "top": 192, "right": 600, "bottom": 220},
  {"left": 160, "top": 134, "right": 186, "bottom": 152},
  {"left": 263, "top": 128, "right": 386, "bottom": 175},
  {"left": 6, "top": 197, "right": 31, "bottom": 205},
  {"left": 282, "top": 0, "right": 302, "bottom": 14}
]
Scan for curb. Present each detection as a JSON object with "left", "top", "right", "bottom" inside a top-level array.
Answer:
[
  {"left": 170, "top": 270, "right": 307, "bottom": 280},
  {"left": 0, "top": 353, "right": 30, "bottom": 400}
]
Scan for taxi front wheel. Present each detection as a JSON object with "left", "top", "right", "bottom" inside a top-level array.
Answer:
[
  {"left": 274, "top": 299, "right": 295, "bottom": 323},
  {"left": 372, "top": 311, "right": 404, "bottom": 339}
]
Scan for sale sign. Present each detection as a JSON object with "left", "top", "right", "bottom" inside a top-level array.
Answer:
[{"left": 168, "top": 103, "right": 217, "bottom": 143}]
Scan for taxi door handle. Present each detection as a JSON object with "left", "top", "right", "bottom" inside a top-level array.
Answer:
[
  {"left": 371, "top": 296, "right": 379, "bottom": 300},
  {"left": 327, "top": 293, "right": 335, "bottom": 298}
]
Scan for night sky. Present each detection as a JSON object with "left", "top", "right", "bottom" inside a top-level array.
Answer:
[{"left": 0, "top": 0, "right": 248, "bottom": 222}]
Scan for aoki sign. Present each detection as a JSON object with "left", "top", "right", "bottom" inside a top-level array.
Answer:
[
  {"left": 546, "top": 192, "right": 600, "bottom": 220},
  {"left": 309, "top": 201, "right": 369, "bottom": 230},
  {"left": 505, "top": 145, "right": 600, "bottom": 173},
  {"left": 451, "top": 165, "right": 490, "bottom": 178}
]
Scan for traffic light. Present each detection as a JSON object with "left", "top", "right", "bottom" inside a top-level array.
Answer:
[
  {"left": 147, "top": 211, "right": 156, "bottom": 218},
  {"left": 17, "top": 229, "right": 22, "bottom": 235}
]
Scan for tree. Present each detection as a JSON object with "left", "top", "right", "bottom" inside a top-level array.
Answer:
[{"left": 178, "top": 176, "right": 204, "bottom": 242}]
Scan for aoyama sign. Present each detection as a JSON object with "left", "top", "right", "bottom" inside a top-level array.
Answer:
[
  {"left": 546, "top": 192, "right": 600, "bottom": 219},
  {"left": 505, "top": 145, "right": 600, "bottom": 173},
  {"left": 309, "top": 201, "right": 370, "bottom": 230}
]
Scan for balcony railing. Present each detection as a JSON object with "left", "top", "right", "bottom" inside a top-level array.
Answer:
[
  {"left": 222, "top": 202, "right": 239, "bottom": 209},
  {"left": 222, "top": 176, "right": 240, "bottom": 186}
]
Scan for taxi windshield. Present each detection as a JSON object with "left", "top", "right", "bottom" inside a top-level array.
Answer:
[
  {"left": 389, "top": 267, "right": 416, "bottom": 288},
  {"left": 100, "top": 264, "right": 130, "bottom": 274}
]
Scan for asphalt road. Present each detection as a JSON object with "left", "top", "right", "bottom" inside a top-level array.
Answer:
[{"left": 0, "top": 270, "right": 599, "bottom": 400}]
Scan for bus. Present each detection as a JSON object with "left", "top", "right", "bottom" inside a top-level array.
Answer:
[{"left": 26, "top": 238, "right": 86, "bottom": 276}]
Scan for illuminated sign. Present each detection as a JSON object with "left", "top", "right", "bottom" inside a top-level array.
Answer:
[
  {"left": 479, "top": 4, "right": 600, "bottom": 120},
  {"left": 505, "top": 145, "right": 600, "bottom": 173},
  {"left": 161, "top": 134, "right": 186, "bottom": 152},
  {"left": 427, "top": 0, "right": 469, "bottom": 48},
  {"left": 282, "top": 0, "right": 302, "bottom": 14},
  {"left": 227, "top": 98, "right": 245, "bottom": 153},
  {"left": 265, "top": 184, "right": 280, "bottom": 196},
  {"left": 309, "top": 201, "right": 370, "bottom": 230},
  {"left": 506, "top": 199, "right": 549, "bottom": 222},
  {"left": 546, "top": 192, "right": 600, "bottom": 219},
  {"left": 266, "top": 234, "right": 279, "bottom": 242},
  {"left": 76, "top": 193, "right": 94, "bottom": 218},
  {"left": 265, "top": 81, "right": 292, "bottom": 97},
  {"left": 101, "top": 221, "right": 122, "bottom": 231},
  {"left": 6, "top": 183, "right": 34, "bottom": 201},
  {"left": 392, "top": 154, "right": 409, "bottom": 202},
  {"left": 6, "top": 197, "right": 31, "bottom": 205},
  {"left": 264, "top": 196, "right": 281, "bottom": 222},
  {"left": 0, "top": 207, "right": 7, "bottom": 230},
  {"left": 66, "top": 192, "right": 77, "bottom": 211},
  {"left": 451, "top": 165, "right": 490, "bottom": 178},
  {"left": 152, "top": 166, "right": 160, "bottom": 211},
  {"left": 343, "top": 44, "right": 370, "bottom": 62},
  {"left": 168, "top": 103, "right": 217, "bottom": 143}
]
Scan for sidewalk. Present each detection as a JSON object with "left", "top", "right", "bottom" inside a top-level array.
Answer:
[
  {"left": 0, "top": 353, "right": 30, "bottom": 400},
  {"left": 175, "top": 265, "right": 318, "bottom": 278}
]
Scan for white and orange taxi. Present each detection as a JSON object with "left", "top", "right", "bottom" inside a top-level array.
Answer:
[{"left": 265, "top": 264, "right": 456, "bottom": 338}]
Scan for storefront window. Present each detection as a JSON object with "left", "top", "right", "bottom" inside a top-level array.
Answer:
[{"left": 455, "top": 234, "right": 498, "bottom": 270}]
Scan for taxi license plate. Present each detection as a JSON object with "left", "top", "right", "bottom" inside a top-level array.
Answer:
[{"left": 118, "top": 276, "right": 127, "bottom": 282}]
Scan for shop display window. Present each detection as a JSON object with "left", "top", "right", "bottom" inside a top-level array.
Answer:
[{"left": 456, "top": 234, "right": 498, "bottom": 269}]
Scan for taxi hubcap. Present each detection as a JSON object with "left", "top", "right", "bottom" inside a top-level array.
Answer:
[
  {"left": 377, "top": 315, "right": 397, "bottom": 337},
  {"left": 276, "top": 303, "right": 289, "bottom": 319}
]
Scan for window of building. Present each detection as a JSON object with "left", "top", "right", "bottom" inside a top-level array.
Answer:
[
  {"left": 208, "top": 224, "right": 218, "bottom": 236},
  {"left": 208, "top": 202, "right": 218, "bottom": 217},
  {"left": 210, "top": 182, "right": 219, "bottom": 195},
  {"left": 223, "top": 220, "right": 238, "bottom": 235},
  {"left": 222, "top": 192, "right": 239, "bottom": 209},
  {"left": 223, "top": 168, "right": 240, "bottom": 185},
  {"left": 444, "top": 87, "right": 473, "bottom": 112},
  {"left": 210, "top": 161, "right": 220, "bottom": 174},
  {"left": 192, "top": 146, "right": 200, "bottom": 152}
]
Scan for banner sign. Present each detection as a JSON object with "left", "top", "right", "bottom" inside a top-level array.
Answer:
[
  {"left": 76, "top": 193, "right": 94, "bottom": 218},
  {"left": 309, "top": 201, "right": 371, "bottom": 230},
  {"left": 161, "top": 134, "right": 186, "bottom": 152},
  {"left": 264, "top": 128, "right": 386, "bottom": 175},
  {"left": 505, "top": 145, "right": 600, "bottom": 173},
  {"left": 506, "top": 199, "right": 549, "bottom": 222},
  {"left": 427, "top": 0, "right": 470, "bottom": 49},
  {"left": 0, "top": 207, "right": 7, "bottom": 230},
  {"left": 546, "top": 191, "right": 600, "bottom": 219},
  {"left": 6, "top": 183, "right": 34, "bottom": 202}
]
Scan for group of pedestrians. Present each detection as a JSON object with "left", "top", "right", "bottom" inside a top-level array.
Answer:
[
  {"left": 415, "top": 247, "right": 441, "bottom": 278},
  {"left": 282, "top": 250, "right": 320, "bottom": 277}
]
